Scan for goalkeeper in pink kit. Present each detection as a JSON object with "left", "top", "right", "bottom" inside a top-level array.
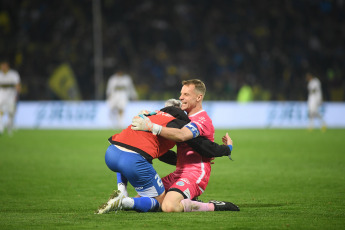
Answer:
[{"left": 132, "top": 79, "right": 239, "bottom": 212}]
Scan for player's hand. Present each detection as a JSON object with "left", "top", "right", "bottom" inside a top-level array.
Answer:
[
  {"left": 222, "top": 132, "right": 233, "bottom": 146},
  {"left": 131, "top": 115, "right": 162, "bottom": 135},
  {"left": 131, "top": 115, "right": 153, "bottom": 132}
]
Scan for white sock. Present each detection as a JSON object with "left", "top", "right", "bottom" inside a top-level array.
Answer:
[
  {"left": 117, "top": 183, "right": 129, "bottom": 197},
  {"left": 122, "top": 197, "right": 135, "bottom": 209}
]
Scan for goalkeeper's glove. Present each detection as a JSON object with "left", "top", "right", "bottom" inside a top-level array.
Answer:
[{"left": 131, "top": 114, "right": 162, "bottom": 135}]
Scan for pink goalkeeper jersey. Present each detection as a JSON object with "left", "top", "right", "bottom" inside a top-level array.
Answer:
[{"left": 176, "top": 110, "right": 215, "bottom": 172}]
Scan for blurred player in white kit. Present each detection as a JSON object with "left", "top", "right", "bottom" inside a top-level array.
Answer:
[
  {"left": 306, "top": 72, "right": 326, "bottom": 131},
  {"left": 0, "top": 59, "right": 21, "bottom": 135},
  {"left": 106, "top": 69, "right": 138, "bottom": 129}
]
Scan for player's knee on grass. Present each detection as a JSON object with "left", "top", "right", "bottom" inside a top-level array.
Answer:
[
  {"left": 161, "top": 201, "right": 178, "bottom": 213},
  {"left": 162, "top": 190, "right": 186, "bottom": 212},
  {"left": 162, "top": 199, "right": 184, "bottom": 213}
]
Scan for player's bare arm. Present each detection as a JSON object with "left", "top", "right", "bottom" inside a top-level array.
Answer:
[
  {"left": 158, "top": 125, "right": 196, "bottom": 142},
  {"left": 131, "top": 114, "right": 197, "bottom": 142}
]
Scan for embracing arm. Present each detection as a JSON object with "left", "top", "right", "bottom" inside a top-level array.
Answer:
[
  {"left": 186, "top": 132, "right": 233, "bottom": 159},
  {"left": 186, "top": 137, "right": 229, "bottom": 158},
  {"left": 158, "top": 126, "right": 193, "bottom": 142},
  {"left": 158, "top": 150, "right": 177, "bottom": 165},
  {"left": 131, "top": 115, "right": 197, "bottom": 142},
  {"left": 131, "top": 114, "right": 234, "bottom": 160}
]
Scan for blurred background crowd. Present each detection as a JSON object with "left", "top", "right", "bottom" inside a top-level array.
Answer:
[{"left": 1, "top": 0, "right": 344, "bottom": 101}]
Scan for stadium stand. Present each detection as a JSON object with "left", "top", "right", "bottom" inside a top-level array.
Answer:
[{"left": 1, "top": 0, "right": 344, "bottom": 101}]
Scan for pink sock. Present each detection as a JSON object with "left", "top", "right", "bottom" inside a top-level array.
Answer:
[{"left": 181, "top": 199, "right": 215, "bottom": 212}]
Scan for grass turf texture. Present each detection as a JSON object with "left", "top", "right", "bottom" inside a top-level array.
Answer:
[{"left": 0, "top": 129, "right": 344, "bottom": 229}]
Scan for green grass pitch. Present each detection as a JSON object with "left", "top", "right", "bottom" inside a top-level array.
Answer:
[{"left": 0, "top": 129, "right": 344, "bottom": 229}]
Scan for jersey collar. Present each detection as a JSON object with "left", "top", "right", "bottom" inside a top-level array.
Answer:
[{"left": 188, "top": 110, "right": 205, "bottom": 117}]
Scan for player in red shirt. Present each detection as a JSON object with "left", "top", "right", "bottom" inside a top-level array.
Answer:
[{"left": 132, "top": 79, "right": 239, "bottom": 212}]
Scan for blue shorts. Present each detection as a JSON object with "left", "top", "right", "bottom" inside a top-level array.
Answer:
[{"left": 105, "top": 145, "right": 165, "bottom": 197}]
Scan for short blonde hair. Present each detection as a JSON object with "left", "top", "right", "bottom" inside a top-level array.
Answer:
[{"left": 182, "top": 79, "right": 206, "bottom": 97}]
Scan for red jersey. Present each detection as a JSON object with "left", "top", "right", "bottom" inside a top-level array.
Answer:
[{"left": 109, "top": 111, "right": 177, "bottom": 162}]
